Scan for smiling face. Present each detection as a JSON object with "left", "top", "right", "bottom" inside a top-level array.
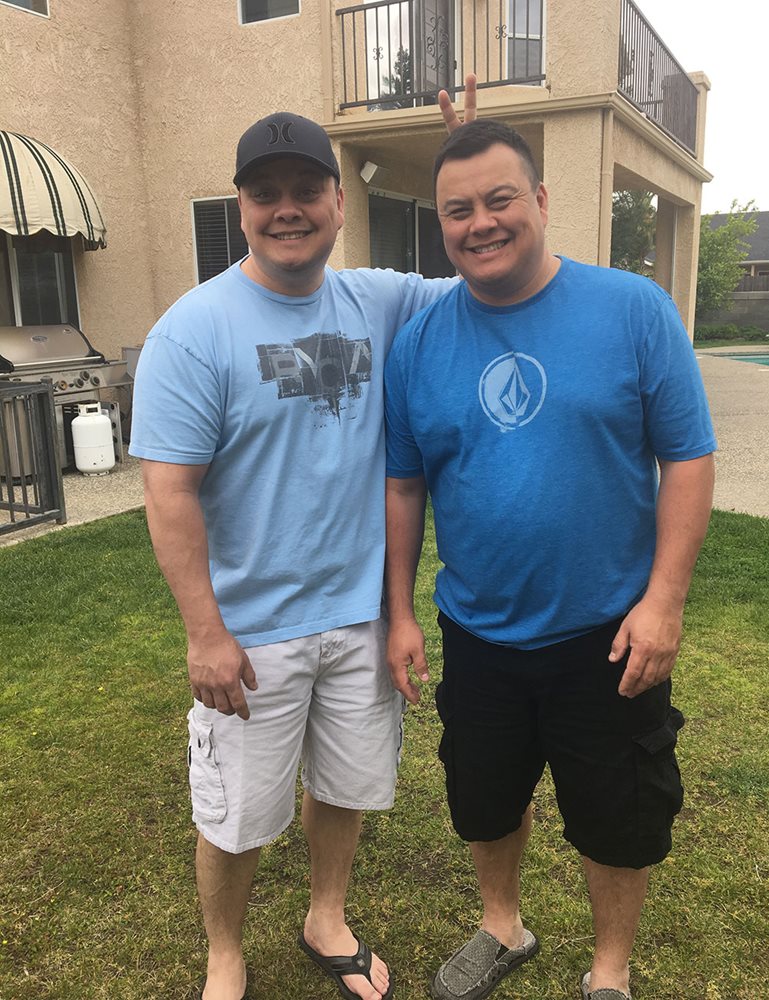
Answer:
[
  {"left": 436, "top": 142, "right": 557, "bottom": 306},
  {"left": 237, "top": 158, "right": 344, "bottom": 296}
]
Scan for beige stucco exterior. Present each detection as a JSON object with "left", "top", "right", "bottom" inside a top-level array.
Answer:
[{"left": 1, "top": 0, "right": 711, "bottom": 357}]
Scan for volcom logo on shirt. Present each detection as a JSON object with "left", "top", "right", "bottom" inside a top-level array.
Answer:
[
  {"left": 257, "top": 332, "right": 372, "bottom": 418},
  {"left": 478, "top": 351, "right": 547, "bottom": 431}
]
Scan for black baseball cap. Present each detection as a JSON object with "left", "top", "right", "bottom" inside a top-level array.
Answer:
[{"left": 233, "top": 112, "right": 340, "bottom": 187}]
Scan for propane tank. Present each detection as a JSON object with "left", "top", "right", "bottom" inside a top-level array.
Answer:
[{"left": 71, "top": 402, "right": 115, "bottom": 476}]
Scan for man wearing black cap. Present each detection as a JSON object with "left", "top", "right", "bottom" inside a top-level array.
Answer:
[{"left": 130, "top": 108, "right": 463, "bottom": 1000}]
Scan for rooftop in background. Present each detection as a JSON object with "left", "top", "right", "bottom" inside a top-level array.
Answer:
[{"left": 708, "top": 211, "right": 769, "bottom": 263}]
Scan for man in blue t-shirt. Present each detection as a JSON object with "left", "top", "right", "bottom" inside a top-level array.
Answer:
[
  {"left": 129, "top": 111, "right": 463, "bottom": 1000},
  {"left": 384, "top": 120, "right": 716, "bottom": 1000}
]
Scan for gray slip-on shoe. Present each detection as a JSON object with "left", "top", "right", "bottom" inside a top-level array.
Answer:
[
  {"left": 581, "top": 971, "right": 631, "bottom": 1000},
  {"left": 431, "top": 928, "right": 539, "bottom": 1000}
]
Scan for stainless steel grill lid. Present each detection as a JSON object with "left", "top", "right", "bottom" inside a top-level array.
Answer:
[{"left": 0, "top": 325, "right": 104, "bottom": 373}]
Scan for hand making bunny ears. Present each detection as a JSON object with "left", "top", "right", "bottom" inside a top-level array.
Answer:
[{"left": 438, "top": 73, "right": 478, "bottom": 132}]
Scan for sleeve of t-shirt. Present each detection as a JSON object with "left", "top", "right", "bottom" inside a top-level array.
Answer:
[
  {"left": 384, "top": 325, "right": 424, "bottom": 478},
  {"left": 395, "top": 272, "right": 461, "bottom": 329},
  {"left": 128, "top": 319, "right": 223, "bottom": 465},
  {"left": 639, "top": 295, "right": 718, "bottom": 462},
  {"left": 350, "top": 268, "right": 461, "bottom": 340}
]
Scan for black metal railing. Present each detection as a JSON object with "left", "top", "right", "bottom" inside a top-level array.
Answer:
[
  {"left": 0, "top": 381, "right": 66, "bottom": 537},
  {"left": 618, "top": 0, "right": 698, "bottom": 154},
  {"left": 336, "top": 0, "right": 544, "bottom": 110}
]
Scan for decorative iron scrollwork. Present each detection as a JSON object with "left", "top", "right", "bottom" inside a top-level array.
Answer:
[
  {"left": 495, "top": 24, "right": 509, "bottom": 39},
  {"left": 426, "top": 14, "right": 450, "bottom": 71},
  {"left": 373, "top": 46, "right": 384, "bottom": 61}
]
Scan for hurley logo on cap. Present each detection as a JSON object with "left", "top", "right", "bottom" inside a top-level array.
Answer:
[{"left": 268, "top": 121, "right": 295, "bottom": 145}]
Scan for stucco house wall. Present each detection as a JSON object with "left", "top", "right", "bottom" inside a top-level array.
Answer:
[
  {"left": 0, "top": 0, "right": 157, "bottom": 359},
  {"left": 2, "top": 0, "right": 711, "bottom": 352}
]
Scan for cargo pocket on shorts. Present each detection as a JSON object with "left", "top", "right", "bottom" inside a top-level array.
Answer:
[
  {"left": 632, "top": 706, "right": 685, "bottom": 835},
  {"left": 187, "top": 712, "right": 227, "bottom": 824}
]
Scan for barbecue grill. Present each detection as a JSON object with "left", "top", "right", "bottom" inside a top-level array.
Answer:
[{"left": 0, "top": 325, "right": 132, "bottom": 468}]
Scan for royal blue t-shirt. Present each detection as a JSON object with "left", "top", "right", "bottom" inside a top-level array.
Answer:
[
  {"left": 130, "top": 262, "right": 456, "bottom": 646},
  {"left": 385, "top": 258, "right": 716, "bottom": 648}
]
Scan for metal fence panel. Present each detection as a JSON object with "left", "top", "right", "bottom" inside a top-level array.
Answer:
[{"left": 0, "top": 381, "right": 67, "bottom": 537}]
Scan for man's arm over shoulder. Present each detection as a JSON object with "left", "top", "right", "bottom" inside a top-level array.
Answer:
[
  {"left": 342, "top": 266, "right": 459, "bottom": 341},
  {"left": 141, "top": 459, "right": 257, "bottom": 718}
]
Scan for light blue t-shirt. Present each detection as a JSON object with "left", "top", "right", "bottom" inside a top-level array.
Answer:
[
  {"left": 129, "top": 262, "right": 456, "bottom": 646},
  {"left": 385, "top": 258, "right": 717, "bottom": 648}
]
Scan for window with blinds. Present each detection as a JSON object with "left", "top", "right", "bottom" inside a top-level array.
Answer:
[
  {"left": 369, "top": 196, "right": 415, "bottom": 273},
  {"left": 193, "top": 199, "right": 249, "bottom": 284},
  {"left": 1, "top": 232, "right": 79, "bottom": 327},
  {"left": 241, "top": 0, "right": 299, "bottom": 23}
]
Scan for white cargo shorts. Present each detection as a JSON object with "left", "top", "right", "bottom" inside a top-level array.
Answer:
[{"left": 186, "top": 618, "right": 405, "bottom": 853}]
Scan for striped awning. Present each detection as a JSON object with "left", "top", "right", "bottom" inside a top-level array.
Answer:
[{"left": 0, "top": 131, "right": 107, "bottom": 249}]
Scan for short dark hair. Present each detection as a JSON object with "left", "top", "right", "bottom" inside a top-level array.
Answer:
[{"left": 433, "top": 120, "right": 540, "bottom": 191}]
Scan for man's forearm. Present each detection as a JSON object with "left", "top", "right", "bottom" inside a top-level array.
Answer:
[
  {"left": 385, "top": 476, "right": 428, "bottom": 622},
  {"left": 143, "top": 470, "right": 226, "bottom": 641},
  {"left": 142, "top": 460, "right": 257, "bottom": 717},
  {"left": 646, "top": 453, "right": 715, "bottom": 609}
]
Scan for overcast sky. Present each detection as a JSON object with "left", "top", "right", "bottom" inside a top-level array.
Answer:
[{"left": 635, "top": 0, "right": 767, "bottom": 214}]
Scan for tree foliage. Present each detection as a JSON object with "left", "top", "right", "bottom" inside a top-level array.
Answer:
[
  {"left": 380, "top": 46, "right": 412, "bottom": 110},
  {"left": 696, "top": 202, "right": 758, "bottom": 316},
  {"left": 611, "top": 190, "right": 656, "bottom": 276}
]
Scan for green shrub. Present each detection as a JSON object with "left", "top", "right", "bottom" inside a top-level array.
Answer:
[{"left": 694, "top": 323, "right": 769, "bottom": 344}]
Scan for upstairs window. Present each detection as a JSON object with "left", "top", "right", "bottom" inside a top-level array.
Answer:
[
  {"left": 192, "top": 198, "right": 248, "bottom": 284},
  {"left": 241, "top": 0, "right": 299, "bottom": 24},
  {"left": 1, "top": 0, "right": 49, "bottom": 15}
]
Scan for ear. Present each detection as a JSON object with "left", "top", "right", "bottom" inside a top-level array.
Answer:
[
  {"left": 336, "top": 184, "right": 345, "bottom": 231},
  {"left": 536, "top": 183, "right": 549, "bottom": 226}
]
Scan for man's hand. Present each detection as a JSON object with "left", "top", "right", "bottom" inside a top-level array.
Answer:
[
  {"left": 609, "top": 595, "right": 683, "bottom": 698},
  {"left": 387, "top": 618, "right": 429, "bottom": 705},
  {"left": 188, "top": 629, "right": 258, "bottom": 720},
  {"left": 439, "top": 73, "right": 477, "bottom": 132}
]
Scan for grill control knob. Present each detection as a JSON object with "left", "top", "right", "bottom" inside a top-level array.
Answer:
[
  {"left": 81, "top": 371, "right": 90, "bottom": 380},
  {"left": 74, "top": 378, "right": 84, "bottom": 388},
  {"left": 90, "top": 375, "right": 101, "bottom": 387},
  {"left": 57, "top": 380, "right": 68, "bottom": 391}
]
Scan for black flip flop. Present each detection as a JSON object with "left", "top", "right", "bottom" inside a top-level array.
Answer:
[{"left": 298, "top": 931, "right": 395, "bottom": 1000}]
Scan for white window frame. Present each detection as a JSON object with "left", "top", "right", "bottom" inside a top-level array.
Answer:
[
  {"left": 0, "top": 0, "right": 49, "bottom": 17},
  {"left": 238, "top": 0, "right": 300, "bottom": 26},
  {"left": 508, "top": 0, "right": 546, "bottom": 84}
]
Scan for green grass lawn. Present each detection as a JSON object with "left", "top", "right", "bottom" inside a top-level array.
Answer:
[{"left": 1, "top": 508, "right": 768, "bottom": 1000}]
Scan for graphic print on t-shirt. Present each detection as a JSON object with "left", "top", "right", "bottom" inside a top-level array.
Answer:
[
  {"left": 257, "top": 332, "right": 372, "bottom": 418},
  {"left": 478, "top": 351, "right": 547, "bottom": 431}
]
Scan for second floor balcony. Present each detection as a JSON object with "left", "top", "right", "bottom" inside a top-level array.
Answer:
[
  {"left": 335, "top": 0, "right": 545, "bottom": 110},
  {"left": 334, "top": 0, "right": 700, "bottom": 158}
]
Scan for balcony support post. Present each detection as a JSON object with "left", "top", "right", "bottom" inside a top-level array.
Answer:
[{"left": 543, "top": 110, "right": 603, "bottom": 266}]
